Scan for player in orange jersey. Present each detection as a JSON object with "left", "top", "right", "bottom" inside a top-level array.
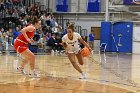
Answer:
[{"left": 14, "top": 16, "right": 41, "bottom": 77}]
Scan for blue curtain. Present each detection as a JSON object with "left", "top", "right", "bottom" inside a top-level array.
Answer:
[
  {"left": 56, "top": 0, "right": 68, "bottom": 12},
  {"left": 87, "top": 0, "right": 100, "bottom": 12}
]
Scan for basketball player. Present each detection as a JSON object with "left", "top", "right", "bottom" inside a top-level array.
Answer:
[
  {"left": 62, "top": 23, "right": 92, "bottom": 79},
  {"left": 14, "top": 16, "right": 41, "bottom": 77}
]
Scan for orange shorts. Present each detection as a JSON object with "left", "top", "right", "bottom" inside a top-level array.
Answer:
[{"left": 14, "top": 39, "right": 28, "bottom": 53}]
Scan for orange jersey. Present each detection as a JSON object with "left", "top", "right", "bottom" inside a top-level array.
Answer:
[
  {"left": 14, "top": 25, "right": 35, "bottom": 53},
  {"left": 17, "top": 28, "right": 35, "bottom": 44}
]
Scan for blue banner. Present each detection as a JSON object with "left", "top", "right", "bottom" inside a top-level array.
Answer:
[
  {"left": 124, "top": 0, "right": 140, "bottom": 5},
  {"left": 56, "top": 0, "right": 68, "bottom": 12},
  {"left": 87, "top": 0, "right": 100, "bottom": 12}
]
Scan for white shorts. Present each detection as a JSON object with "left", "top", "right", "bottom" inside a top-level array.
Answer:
[{"left": 67, "top": 48, "right": 81, "bottom": 54}]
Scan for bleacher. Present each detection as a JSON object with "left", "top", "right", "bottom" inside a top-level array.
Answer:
[{"left": 0, "top": 0, "right": 89, "bottom": 54}]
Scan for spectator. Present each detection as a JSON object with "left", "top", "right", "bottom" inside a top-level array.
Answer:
[
  {"left": 0, "top": 27, "right": 3, "bottom": 43},
  {"left": 12, "top": 9, "right": 19, "bottom": 18},
  {"left": 50, "top": 14, "right": 59, "bottom": 33},
  {"left": 1, "top": 32, "right": 8, "bottom": 52},
  {"left": 18, "top": 0, "right": 23, "bottom": 8},
  {"left": 88, "top": 30, "right": 95, "bottom": 50},
  {"left": 47, "top": 33, "right": 57, "bottom": 50},
  {"left": 38, "top": 35, "right": 47, "bottom": 50},
  {"left": 7, "top": 27, "right": 13, "bottom": 45},
  {"left": 40, "top": 13, "right": 47, "bottom": 26},
  {"left": 12, "top": 26, "right": 20, "bottom": 45},
  {"left": 62, "top": 22, "right": 70, "bottom": 36},
  {"left": 55, "top": 33, "right": 63, "bottom": 52}
]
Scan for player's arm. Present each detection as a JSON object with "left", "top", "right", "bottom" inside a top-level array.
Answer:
[
  {"left": 79, "top": 38, "right": 92, "bottom": 51},
  {"left": 76, "top": 33, "right": 92, "bottom": 51},
  {"left": 62, "top": 41, "right": 68, "bottom": 54},
  {"left": 61, "top": 41, "right": 67, "bottom": 50}
]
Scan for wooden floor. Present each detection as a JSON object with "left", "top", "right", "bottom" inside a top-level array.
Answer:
[{"left": 0, "top": 52, "right": 140, "bottom": 93}]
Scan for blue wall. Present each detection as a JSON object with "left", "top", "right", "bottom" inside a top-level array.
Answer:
[
  {"left": 101, "top": 22, "right": 112, "bottom": 51},
  {"left": 101, "top": 22, "right": 133, "bottom": 53}
]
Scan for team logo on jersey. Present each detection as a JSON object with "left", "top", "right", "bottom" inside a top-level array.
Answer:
[{"left": 67, "top": 41, "right": 77, "bottom": 45}]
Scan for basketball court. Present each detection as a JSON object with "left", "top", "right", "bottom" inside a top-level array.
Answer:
[
  {"left": 0, "top": 0, "right": 140, "bottom": 93},
  {"left": 0, "top": 52, "right": 139, "bottom": 93}
]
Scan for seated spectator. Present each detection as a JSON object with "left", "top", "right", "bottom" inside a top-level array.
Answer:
[
  {"left": 40, "top": 13, "right": 47, "bottom": 26},
  {"left": 38, "top": 35, "right": 47, "bottom": 50},
  {"left": 7, "top": 27, "right": 13, "bottom": 45},
  {"left": 12, "top": 9, "right": 19, "bottom": 18},
  {"left": 46, "top": 14, "right": 51, "bottom": 26},
  {"left": 47, "top": 33, "right": 57, "bottom": 50},
  {"left": 1, "top": 32, "right": 8, "bottom": 52},
  {"left": 45, "top": 32, "right": 51, "bottom": 41},
  {"left": 0, "top": 27, "right": 3, "bottom": 43},
  {"left": 55, "top": 34, "right": 63, "bottom": 52}
]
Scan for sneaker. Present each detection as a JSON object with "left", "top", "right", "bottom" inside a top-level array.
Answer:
[
  {"left": 79, "top": 73, "right": 86, "bottom": 79},
  {"left": 29, "top": 70, "right": 40, "bottom": 78},
  {"left": 91, "top": 50, "right": 94, "bottom": 55},
  {"left": 16, "top": 67, "right": 26, "bottom": 75}
]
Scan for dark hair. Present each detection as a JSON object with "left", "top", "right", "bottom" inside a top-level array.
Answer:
[
  {"left": 66, "top": 22, "right": 70, "bottom": 27},
  {"left": 67, "top": 23, "right": 75, "bottom": 32},
  {"left": 31, "top": 16, "right": 40, "bottom": 25}
]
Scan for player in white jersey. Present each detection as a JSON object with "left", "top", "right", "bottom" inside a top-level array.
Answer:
[{"left": 62, "top": 23, "right": 92, "bottom": 79}]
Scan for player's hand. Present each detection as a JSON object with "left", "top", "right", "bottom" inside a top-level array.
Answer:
[
  {"left": 27, "top": 38, "right": 34, "bottom": 44},
  {"left": 31, "top": 39, "right": 35, "bottom": 43},
  {"left": 88, "top": 47, "right": 92, "bottom": 52}
]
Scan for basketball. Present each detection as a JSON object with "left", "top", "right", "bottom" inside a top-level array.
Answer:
[{"left": 80, "top": 47, "right": 91, "bottom": 57}]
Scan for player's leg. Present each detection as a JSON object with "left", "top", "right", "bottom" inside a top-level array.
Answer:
[
  {"left": 76, "top": 52, "right": 86, "bottom": 79},
  {"left": 68, "top": 53, "right": 86, "bottom": 79},
  {"left": 21, "top": 49, "right": 39, "bottom": 77}
]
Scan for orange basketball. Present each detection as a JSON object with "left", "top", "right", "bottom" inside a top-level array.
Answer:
[{"left": 80, "top": 47, "right": 91, "bottom": 57}]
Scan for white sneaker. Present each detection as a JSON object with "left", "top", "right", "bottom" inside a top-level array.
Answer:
[
  {"left": 29, "top": 70, "right": 40, "bottom": 78},
  {"left": 16, "top": 67, "right": 26, "bottom": 75},
  {"left": 91, "top": 50, "right": 94, "bottom": 55},
  {"left": 79, "top": 73, "right": 86, "bottom": 79}
]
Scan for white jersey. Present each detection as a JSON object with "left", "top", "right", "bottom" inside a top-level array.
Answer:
[{"left": 62, "top": 32, "right": 81, "bottom": 54}]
